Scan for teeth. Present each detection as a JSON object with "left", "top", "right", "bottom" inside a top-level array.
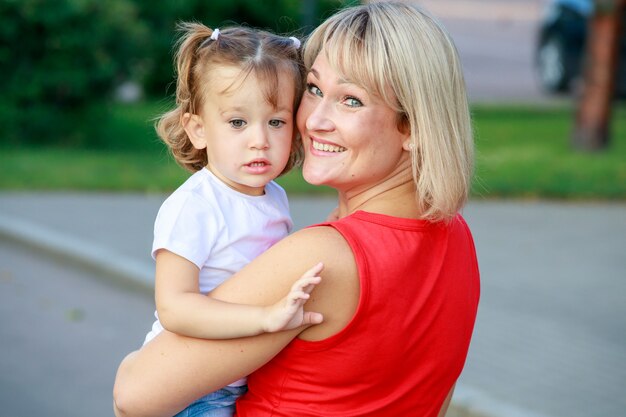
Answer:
[
  {"left": 312, "top": 140, "right": 346, "bottom": 153},
  {"left": 250, "top": 162, "right": 265, "bottom": 167}
]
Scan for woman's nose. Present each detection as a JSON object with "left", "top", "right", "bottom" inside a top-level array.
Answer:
[{"left": 304, "top": 100, "right": 334, "bottom": 132}]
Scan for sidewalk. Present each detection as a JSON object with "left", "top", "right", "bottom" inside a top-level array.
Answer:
[{"left": 1, "top": 192, "right": 625, "bottom": 417}]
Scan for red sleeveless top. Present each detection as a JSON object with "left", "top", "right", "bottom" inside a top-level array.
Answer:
[{"left": 236, "top": 211, "right": 480, "bottom": 416}]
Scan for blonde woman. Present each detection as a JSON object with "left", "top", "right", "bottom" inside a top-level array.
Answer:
[{"left": 113, "top": 3, "right": 479, "bottom": 416}]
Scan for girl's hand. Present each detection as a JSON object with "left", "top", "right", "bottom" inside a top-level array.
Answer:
[{"left": 262, "top": 262, "right": 324, "bottom": 332}]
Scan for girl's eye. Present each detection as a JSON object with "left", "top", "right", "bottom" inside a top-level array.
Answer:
[
  {"left": 307, "top": 83, "right": 322, "bottom": 97},
  {"left": 229, "top": 119, "right": 246, "bottom": 129},
  {"left": 269, "top": 119, "right": 285, "bottom": 128},
  {"left": 344, "top": 97, "right": 363, "bottom": 108}
]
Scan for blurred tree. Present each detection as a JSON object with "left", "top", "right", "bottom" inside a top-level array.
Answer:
[
  {"left": 0, "top": 0, "right": 149, "bottom": 147},
  {"left": 0, "top": 0, "right": 356, "bottom": 147},
  {"left": 573, "top": 0, "right": 626, "bottom": 150}
]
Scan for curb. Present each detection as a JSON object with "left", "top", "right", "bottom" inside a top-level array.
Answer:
[
  {"left": 0, "top": 213, "right": 154, "bottom": 293},
  {"left": 0, "top": 211, "right": 554, "bottom": 417}
]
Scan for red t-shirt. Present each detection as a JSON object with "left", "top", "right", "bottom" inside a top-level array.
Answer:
[{"left": 236, "top": 211, "right": 480, "bottom": 416}]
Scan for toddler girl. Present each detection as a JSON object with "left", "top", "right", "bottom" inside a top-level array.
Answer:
[{"left": 115, "top": 23, "right": 323, "bottom": 417}]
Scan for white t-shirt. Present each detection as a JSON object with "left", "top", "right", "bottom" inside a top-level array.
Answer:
[{"left": 143, "top": 168, "right": 292, "bottom": 356}]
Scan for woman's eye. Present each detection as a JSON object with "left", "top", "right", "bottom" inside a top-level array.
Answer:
[
  {"left": 307, "top": 83, "right": 322, "bottom": 97},
  {"left": 229, "top": 119, "right": 246, "bottom": 129},
  {"left": 269, "top": 119, "right": 285, "bottom": 128},
  {"left": 345, "top": 97, "right": 363, "bottom": 108}
]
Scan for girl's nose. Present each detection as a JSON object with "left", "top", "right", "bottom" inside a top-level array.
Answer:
[{"left": 249, "top": 126, "right": 270, "bottom": 150}]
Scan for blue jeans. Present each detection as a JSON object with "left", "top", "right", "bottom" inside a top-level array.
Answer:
[{"left": 172, "top": 385, "right": 247, "bottom": 417}]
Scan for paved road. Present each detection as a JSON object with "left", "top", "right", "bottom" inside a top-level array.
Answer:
[
  {"left": 0, "top": 237, "right": 154, "bottom": 417},
  {"left": 1, "top": 193, "right": 625, "bottom": 417},
  {"left": 420, "top": 0, "right": 564, "bottom": 104}
]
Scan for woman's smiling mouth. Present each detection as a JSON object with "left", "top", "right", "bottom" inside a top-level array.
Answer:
[{"left": 311, "top": 139, "right": 347, "bottom": 153}]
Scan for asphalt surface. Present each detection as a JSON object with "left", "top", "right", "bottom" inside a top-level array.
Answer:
[
  {"left": 1, "top": 193, "right": 625, "bottom": 417},
  {"left": 420, "top": 0, "right": 559, "bottom": 104},
  {"left": 0, "top": 236, "right": 153, "bottom": 417}
]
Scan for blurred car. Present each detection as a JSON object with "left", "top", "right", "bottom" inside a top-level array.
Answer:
[{"left": 535, "top": 0, "right": 626, "bottom": 96}]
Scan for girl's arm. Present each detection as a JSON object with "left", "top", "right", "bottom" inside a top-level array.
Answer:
[
  {"left": 154, "top": 250, "right": 323, "bottom": 339},
  {"left": 113, "top": 226, "right": 359, "bottom": 417}
]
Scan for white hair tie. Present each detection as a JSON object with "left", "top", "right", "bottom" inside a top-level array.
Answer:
[
  {"left": 210, "top": 28, "right": 220, "bottom": 41},
  {"left": 289, "top": 36, "right": 301, "bottom": 49}
]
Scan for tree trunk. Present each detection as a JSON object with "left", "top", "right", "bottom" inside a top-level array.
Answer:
[{"left": 573, "top": 0, "right": 625, "bottom": 151}]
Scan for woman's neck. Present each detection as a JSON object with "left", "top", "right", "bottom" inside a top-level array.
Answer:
[{"left": 336, "top": 160, "right": 420, "bottom": 219}]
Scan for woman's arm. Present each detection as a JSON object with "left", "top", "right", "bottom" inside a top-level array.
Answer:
[
  {"left": 113, "top": 226, "right": 359, "bottom": 417},
  {"left": 154, "top": 250, "right": 323, "bottom": 339}
]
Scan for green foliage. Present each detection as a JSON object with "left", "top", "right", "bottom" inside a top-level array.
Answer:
[
  {"left": 0, "top": 0, "right": 351, "bottom": 147},
  {"left": 135, "top": 0, "right": 349, "bottom": 97},
  {"left": 0, "top": 0, "right": 148, "bottom": 147}
]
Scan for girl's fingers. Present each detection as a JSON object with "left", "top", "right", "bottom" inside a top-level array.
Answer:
[
  {"left": 303, "top": 311, "right": 324, "bottom": 325},
  {"left": 292, "top": 276, "right": 322, "bottom": 292},
  {"left": 302, "top": 262, "right": 324, "bottom": 277},
  {"left": 289, "top": 291, "right": 312, "bottom": 304}
]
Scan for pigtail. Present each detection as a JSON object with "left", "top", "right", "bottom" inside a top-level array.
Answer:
[{"left": 155, "top": 23, "right": 217, "bottom": 172}]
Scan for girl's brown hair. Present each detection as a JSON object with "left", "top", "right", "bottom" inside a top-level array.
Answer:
[{"left": 156, "top": 23, "right": 305, "bottom": 173}]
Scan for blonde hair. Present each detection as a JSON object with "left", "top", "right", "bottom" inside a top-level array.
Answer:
[
  {"left": 156, "top": 23, "right": 305, "bottom": 173},
  {"left": 303, "top": 2, "right": 474, "bottom": 221}
]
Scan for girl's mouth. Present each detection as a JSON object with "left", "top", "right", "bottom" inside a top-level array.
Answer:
[
  {"left": 244, "top": 159, "right": 272, "bottom": 175},
  {"left": 246, "top": 158, "right": 271, "bottom": 167}
]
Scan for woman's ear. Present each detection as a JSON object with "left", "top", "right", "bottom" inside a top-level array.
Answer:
[
  {"left": 400, "top": 121, "right": 413, "bottom": 152},
  {"left": 182, "top": 113, "right": 208, "bottom": 150},
  {"left": 402, "top": 138, "right": 414, "bottom": 152},
  {"left": 397, "top": 114, "right": 411, "bottom": 151}
]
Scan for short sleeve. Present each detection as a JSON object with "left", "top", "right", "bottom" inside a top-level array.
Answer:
[
  {"left": 151, "top": 191, "right": 220, "bottom": 268},
  {"left": 266, "top": 181, "right": 293, "bottom": 233}
]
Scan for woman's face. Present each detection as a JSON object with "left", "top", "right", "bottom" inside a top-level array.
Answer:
[{"left": 296, "top": 52, "right": 409, "bottom": 193}]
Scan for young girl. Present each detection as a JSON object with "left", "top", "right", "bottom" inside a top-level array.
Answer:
[{"left": 115, "top": 23, "right": 323, "bottom": 417}]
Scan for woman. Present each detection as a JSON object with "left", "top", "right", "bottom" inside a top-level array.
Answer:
[{"left": 113, "top": 3, "right": 480, "bottom": 416}]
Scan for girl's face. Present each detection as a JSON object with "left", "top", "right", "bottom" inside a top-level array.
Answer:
[
  {"left": 187, "top": 65, "right": 295, "bottom": 196},
  {"left": 296, "top": 53, "right": 409, "bottom": 194}
]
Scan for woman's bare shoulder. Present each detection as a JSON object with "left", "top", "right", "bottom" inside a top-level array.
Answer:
[
  {"left": 272, "top": 225, "right": 358, "bottom": 287},
  {"left": 214, "top": 225, "right": 354, "bottom": 294},
  {"left": 280, "top": 224, "right": 352, "bottom": 257},
  {"left": 290, "top": 226, "right": 360, "bottom": 340},
  {"left": 211, "top": 224, "right": 359, "bottom": 338}
]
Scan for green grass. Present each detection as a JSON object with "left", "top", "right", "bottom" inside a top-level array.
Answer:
[
  {"left": 1, "top": 101, "right": 625, "bottom": 199},
  {"left": 471, "top": 104, "right": 626, "bottom": 199}
]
